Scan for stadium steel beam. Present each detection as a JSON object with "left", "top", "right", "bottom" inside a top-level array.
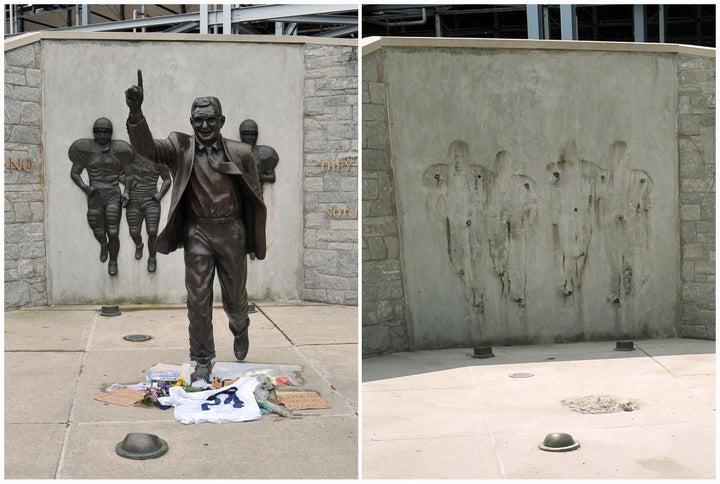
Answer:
[
  {"left": 634, "top": 4, "right": 646, "bottom": 42},
  {"left": 49, "top": 4, "right": 355, "bottom": 33},
  {"left": 315, "top": 25, "right": 358, "bottom": 38},
  {"left": 526, "top": 4, "right": 544, "bottom": 39},
  {"left": 659, "top": 4, "right": 666, "bottom": 42},
  {"left": 560, "top": 4, "right": 577, "bottom": 40}
]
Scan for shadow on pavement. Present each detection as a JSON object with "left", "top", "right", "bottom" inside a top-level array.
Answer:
[{"left": 362, "top": 337, "right": 716, "bottom": 382}]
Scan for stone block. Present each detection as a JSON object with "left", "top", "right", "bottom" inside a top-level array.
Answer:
[
  {"left": 367, "top": 199, "right": 394, "bottom": 217},
  {"left": 18, "top": 241, "right": 45, "bottom": 259},
  {"left": 680, "top": 323, "right": 709, "bottom": 339},
  {"left": 388, "top": 322, "right": 410, "bottom": 351},
  {"left": 700, "top": 197, "right": 715, "bottom": 220},
  {"left": 5, "top": 99, "right": 22, "bottom": 124},
  {"left": 683, "top": 242, "right": 708, "bottom": 260},
  {"left": 9, "top": 125, "right": 41, "bottom": 144},
  {"left": 318, "top": 191, "right": 350, "bottom": 204},
  {"left": 302, "top": 289, "right": 327, "bottom": 303},
  {"left": 305, "top": 269, "right": 349, "bottom": 290},
  {"left": 363, "top": 178, "right": 380, "bottom": 199},
  {"left": 338, "top": 250, "right": 358, "bottom": 277},
  {"left": 363, "top": 121, "right": 388, "bottom": 150},
  {"left": 678, "top": 55, "right": 706, "bottom": 70},
  {"left": 328, "top": 242, "right": 356, "bottom": 251},
  {"left": 12, "top": 202, "right": 32, "bottom": 223},
  {"left": 303, "top": 176, "right": 324, "bottom": 192},
  {"left": 368, "top": 82, "right": 385, "bottom": 104},
  {"left": 304, "top": 98, "right": 326, "bottom": 116},
  {"left": 362, "top": 149, "right": 390, "bottom": 171},
  {"left": 679, "top": 68, "right": 708, "bottom": 86},
  {"left": 695, "top": 260, "right": 715, "bottom": 275},
  {"left": 5, "top": 45, "right": 36, "bottom": 68},
  {"left": 12, "top": 86, "right": 40, "bottom": 103},
  {"left": 383, "top": 236, "right": 399, "bottom": 259},
  {"left": 5, "top": 223, "right": 44, "bottom": 243},
  {"left": 20, "top": 102, "right": 41, "bottom": 125},
  {"left": 324, "top": 289, "right": 356, "bottom": 305},
  {"left": 362, "top": 104, "right": 387, "bottom": 122},
  {"left": 363, "top": 259, "right": 402, "bottom": 282},
  {"left": 4, "top": 281, "right": 30, "bottom": 309},
  {"left": 322, "top": 175, "right": 342, "bottom": 192},
  {"left": 26, "top": 68, "right": 40, "bottom": 87},
  {"left": 680, "top": 192, "right": 704, "bottom": 204},
  {"left": 316, "top": 77, "right": 357, "bottom": 91},
  {"left": 304, "top": 248, "right": 338, "bottom": 269},
  {"left": 362, "top": 324, "right": 393, "bottom": 356},
  {"left": 362, "top": 216, "right": 398, "bottom": 237},
  {"left": 679, "top": 115, "right": 702, "bottom": 135},
  {"left": 681, "top": 260, "right": 695, "bottom": 281},
  {"left": 304, "top": 229, "right": 317, "bottom": 248},
  {"left": 681, "top": 204, "right": 701, "bottom": 220},
  {"left": 367, "top": 237, "right": 387, "bottom": 261},
  {"left": 682, "top": 281, "right": 715, "bottom": 302},
  {"left": 363, "top": 54, "right": 379, "bottom": 83},
  {"left": 5, "top": 243, "right": 18, "bottom": 261},
  {"left": 329, "top": 218, "right": 358, "bottom": 231},
  {"left": 681, "top": 177, "right": 714, "bottom": 192},
  {"left": 5, "top": 71, "right": 26, "bottom": 86},
  {"left": 304, "top": 55, "right": 334, "bottom": 70},
  {"left": 340, "top": 176, "right": 358, "bottom": 192},
  {"left": 317, "top": 228, "right": 356, "bottom": 243},
  {"left": 696, "top": 221, "right": 714, "bottom": 232}
]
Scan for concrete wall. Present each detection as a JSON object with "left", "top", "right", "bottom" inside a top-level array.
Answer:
[
  {"left": 361, "top": 38, "right": 715, "bottom": 354},
  {"left": 5, "top": 32, "right": 357, "bottom": 308}
]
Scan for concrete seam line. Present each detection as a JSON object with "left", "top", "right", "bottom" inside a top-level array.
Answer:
[
  {"left": 291, "top": 344, "right": 358, "bottom": 416},
  {"left": 472, "top": 381, "right": 507, "bottom": 478},
  {"left": 257, "top": 306, "right": 294, "bottom": 345},
  {"left": 54, "top": 309, "right": 99, "bottom": 478},
  {"left": 634, "top": 344, "right": 676, "bottom": 376}
]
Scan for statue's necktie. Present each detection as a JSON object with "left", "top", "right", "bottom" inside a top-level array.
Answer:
[{"left": 204, "top": 146, "right": 242, "bottom": 175}]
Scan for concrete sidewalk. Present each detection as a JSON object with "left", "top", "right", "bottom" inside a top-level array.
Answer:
[
  {"left": 363, "top": 338, "right": 715, "bottom": 479},
  {"left": 5, "top": 302, "right": 358, "bottom": 479}
]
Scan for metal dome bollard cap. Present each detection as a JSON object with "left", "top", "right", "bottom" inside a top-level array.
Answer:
[
  {"left": 472, "top": 346, "right": 495, "bottom": 359},
  {"left": 615, "top": 340, "right": 635, "bottom": 351},
  {"left": 101, "top": 305, "right": 121, "bottom": 317},
  {"left": 116, "top": 433, "right": 169, "bottom": 460},
  {"left": 538, "top": 432, "right": 580, "bottom": 452}
]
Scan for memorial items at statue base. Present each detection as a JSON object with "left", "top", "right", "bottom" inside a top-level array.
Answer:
[{"left": 95, "top": 361, "right": 328, "bottom": 423}]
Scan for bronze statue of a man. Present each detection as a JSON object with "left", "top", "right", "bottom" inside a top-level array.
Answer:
[
  {"left": 69, "top": 117, "right": 133, "bottom": 276},
  {"left": 239, "top": 119, "right": 279, "bottom": 185},
  {"left": 125, "top": 153, "right": 171, "bottom": 273},
  {"left": 125, "top": 70, "right": 267, "bottom": 383}
]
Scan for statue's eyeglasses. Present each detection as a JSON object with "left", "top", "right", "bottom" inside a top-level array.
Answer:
[
  {"left": 93, "top": 128, "right": 112, "bottom": 134},
  {"left": 191, "top": 116, "right": 219, "bottom": 127}
]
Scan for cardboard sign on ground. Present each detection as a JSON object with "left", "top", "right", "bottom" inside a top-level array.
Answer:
[
  {"left": 95, "top": 387, "right": 146, "bottom": 406},
  {"left": 276, "top": 391, "right": 329, "bottom": 410}
]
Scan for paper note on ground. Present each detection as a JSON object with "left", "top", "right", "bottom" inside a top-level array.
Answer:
[
  {"left": 95, "top": 387, "right": 146, "bottom": 406},
  {"left": 277, "top": 391, "right": 329, "bottom": 410}
]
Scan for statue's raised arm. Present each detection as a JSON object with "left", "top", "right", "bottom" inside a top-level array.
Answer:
[{"left": 125, "top": 69, "right": 144, "bottom": 115}]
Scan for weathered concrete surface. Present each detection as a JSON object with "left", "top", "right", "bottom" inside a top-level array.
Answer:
[
  {"left": 363, "top": 339, "right": 715, "bottom": 479},
  {"left": 383, "top": 45, "right": 681, "bottom": 348},
  {"left": 4, "top": 303, "right": 358, "bottom": 479}
]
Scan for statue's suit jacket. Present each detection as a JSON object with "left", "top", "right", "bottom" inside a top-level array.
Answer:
[{"left": 127, "top": 114, "right": 267, "bottom": 259}]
